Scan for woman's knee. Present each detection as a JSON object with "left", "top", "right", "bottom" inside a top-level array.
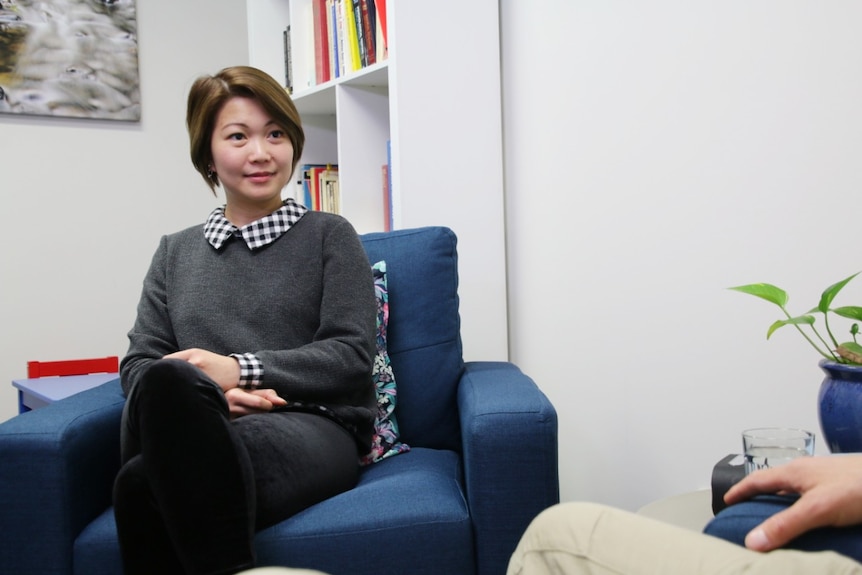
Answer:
[
  {"left": 122, "top": 359, "right": 228, "bottom": 459},
  {"left": 139, "top": 359, "right": 204, "bottom": 390},
  {"left": 130, "top": 359, "right": 223, "bottom": 406}
]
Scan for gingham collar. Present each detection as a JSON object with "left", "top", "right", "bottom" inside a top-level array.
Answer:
[{"left": 203, "top": 198, "right": 308, "bottom": 251}]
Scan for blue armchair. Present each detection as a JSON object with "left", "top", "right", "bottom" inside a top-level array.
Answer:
[{"left": 0, "top": 226, "right": 559, "bottom": 575}]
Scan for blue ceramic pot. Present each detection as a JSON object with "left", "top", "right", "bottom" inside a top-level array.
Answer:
[{"left": 818, "top": 360, "right": 862, "bottom": 453}]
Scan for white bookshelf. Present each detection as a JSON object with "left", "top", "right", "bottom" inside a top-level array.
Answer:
[{"left": 247, "top": 0, "right": 509, "bottom": 361}]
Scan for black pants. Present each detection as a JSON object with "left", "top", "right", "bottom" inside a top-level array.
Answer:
[{"left": 113, "top": 359, "right": 360, "bottom": 575}]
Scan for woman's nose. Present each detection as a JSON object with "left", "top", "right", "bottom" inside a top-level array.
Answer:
[{"left": 249, "top": 139, "right": 271, "bottom": 161}]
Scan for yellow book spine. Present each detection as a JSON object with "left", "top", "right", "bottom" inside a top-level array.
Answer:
[{"left": 344, "top": 0, "right": 362, "bottom": 72}]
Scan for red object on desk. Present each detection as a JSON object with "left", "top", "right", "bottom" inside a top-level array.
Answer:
[{"left": 27, "top": 356, "right": 119, "bottom": 378}]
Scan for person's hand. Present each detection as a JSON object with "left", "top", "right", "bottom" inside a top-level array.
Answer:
[
  {"left": 163, "top": 348, "right": 241, "bottom": 392},
  {"left": 225, "top": 388, "right": 287, "bottom": 419},
  {"left": 724, "top": 454, "right": 862, "bottom": 552}
]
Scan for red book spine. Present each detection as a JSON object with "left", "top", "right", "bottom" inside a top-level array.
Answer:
[
  {"left": 313, "top": 0, "right": 331, "bottom": 83},
  {"left": 373, "top": 0, "right": 387, "bottom": 57}
]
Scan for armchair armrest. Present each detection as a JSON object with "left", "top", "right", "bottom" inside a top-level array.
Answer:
[
  {"left": 458, "top": 361, "right": 559, "bottom": 575},
  {"left": 0, "top": 379, "right": 125, "bottom": 575}
]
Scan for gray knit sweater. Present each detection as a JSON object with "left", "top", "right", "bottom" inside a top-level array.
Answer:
[{"left": 120, "top": 210, "right": 378, "bottom": 451}]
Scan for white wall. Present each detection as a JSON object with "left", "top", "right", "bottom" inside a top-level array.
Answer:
[
  {"left": 0, "top": 0, "right": 250, "bottom": 423},
  {"left": 502, "top": 0, "right": 862, "bottom": 510}
]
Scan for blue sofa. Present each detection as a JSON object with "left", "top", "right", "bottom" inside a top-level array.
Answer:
[{"left": 0, "top": 226, "right": 559, "bottom": 575}]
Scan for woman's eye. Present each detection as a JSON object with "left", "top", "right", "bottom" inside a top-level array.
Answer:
[
  {"left": 228, "top": 133, "right": 245, "bottom": 141},
  {"left": 270, "top": 129, "right": 285, "bottom": 139}
]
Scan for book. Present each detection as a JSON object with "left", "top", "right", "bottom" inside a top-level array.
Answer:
[
  {"left": 297, "top": 165, "right": 313, "bottom": 208},
  {"left": 318, "top": 166, "right": 341, "bottom": 214},
  {"left": 359, "top": 0, "right": 376, "bottom": 66},
  {"left": 303, "top": 3, "right": 316, "bottom": 88},
  {"left": 335, "top": 0, "right": 346, "bottom": 75},
  {"left": 373, "top": 0, "right": 388, "bottom": 60},
  {"left": 309, "top": 165, "right": 326, "bottom": 210},
  {"left": 329, "top": 0, "right": 340, "bottom": 78},
  {"left": 343, "top": 0, "right": 362, "bottom": 72},
  {"left": 298, "top": 164, "right": 339, "bottom": 213},
  {"left": 365, "top": 0, "right": 376, "bottom": 46},
  {"left": 283, "top": 25, "right": 293, "bottom": 92},
  {"left": 298, "top": 163, "right": 325, "bottom": 208},
  {"left": 351, "top": 0, "right": 367, "bottom": 68},
  {"left": 312, "top": 0, "right": 331, "bottom": 84},
  {"left": 326, "top": 0, "right": 337, "bottom": 79}
]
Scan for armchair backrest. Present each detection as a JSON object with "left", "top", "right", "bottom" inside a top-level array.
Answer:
[{"left": 360, "top": 227, "right": 464, "bottom": 452}]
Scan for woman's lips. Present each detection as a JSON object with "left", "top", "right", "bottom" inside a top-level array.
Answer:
[{"left": 246, "top": 172, "right": 274, "bottom": 183}]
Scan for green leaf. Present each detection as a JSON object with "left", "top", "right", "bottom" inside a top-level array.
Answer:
[
  {"left": 833, "top": 306, "right": 862, "bottom": 321},
  {"left": 729, "top": 283, "right": 788, "bottom": 307},
  {"left": 766, "top": 315, "right": 815, "bottom": 339},
  {"left": 818, "top": 272, "right": 860, "bottom": 313}
]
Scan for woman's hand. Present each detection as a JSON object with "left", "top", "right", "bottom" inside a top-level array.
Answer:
[
  {"left": 163, "top": 348, "right": 241, "bottom": 392},
  {"left": 162, "top": 348, "right": 287, "bottom": 417},
  {"left": 225, "top": 388, "right": 288, "bottom": 419},
  {"left": 724, "top": 454, "right": 862, "bottom": 552}
]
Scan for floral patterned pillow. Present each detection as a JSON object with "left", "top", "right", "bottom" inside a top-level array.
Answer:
[{"left": 361, "top": 260, "right": 410, "bottom": 465}]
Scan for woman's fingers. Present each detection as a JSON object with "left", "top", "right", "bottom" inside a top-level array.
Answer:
[{"left": 225, "top": 387, "right": 274, "bottom": 417}]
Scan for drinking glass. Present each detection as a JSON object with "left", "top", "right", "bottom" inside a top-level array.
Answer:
[{"left": 742, "top": 427, "right": 815, "bottom": 475}]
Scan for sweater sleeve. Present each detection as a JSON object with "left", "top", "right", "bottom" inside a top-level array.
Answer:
[{"left": 119, "top": 235, "right": 180, "bottom": 396}]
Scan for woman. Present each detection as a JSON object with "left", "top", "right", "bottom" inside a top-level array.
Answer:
[{"left": 113, "top": 66, "right": 377, "bottom": 575}]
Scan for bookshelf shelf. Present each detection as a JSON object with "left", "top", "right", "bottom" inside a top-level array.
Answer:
[
  {"left": 247, "top": 0, "right": 509, "bottom": 361},
  {"left": 292, "top": 62, "right": 388, "bottom": 115}
]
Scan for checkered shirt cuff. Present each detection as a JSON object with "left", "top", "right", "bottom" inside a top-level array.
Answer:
[{"left": 230, "top": 353, "right": 263, "bottom": 389}]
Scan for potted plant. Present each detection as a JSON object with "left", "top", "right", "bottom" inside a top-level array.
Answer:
[{"left": 730, "top": 272, "right": 862, "bottom": 452}]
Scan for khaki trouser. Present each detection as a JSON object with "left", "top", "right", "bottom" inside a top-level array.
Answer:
[{"left": 508, "top": 502, "right": 862, "bottom": 575}]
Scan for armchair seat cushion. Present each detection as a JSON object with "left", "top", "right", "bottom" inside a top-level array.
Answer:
[
  {"left": 256, "top": 448, "right": 473, "bottom": 573},
  {"left": 74, "top": 448, "right": 473, "bottom": 575}
]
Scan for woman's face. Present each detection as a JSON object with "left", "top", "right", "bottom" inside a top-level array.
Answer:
[{"left": 210, "top": 96, "right": 294, "bottom": 217}]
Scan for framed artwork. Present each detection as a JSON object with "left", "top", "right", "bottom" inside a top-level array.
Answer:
[{"left": 0, "top": 0, "right": 140, "bottom": 121}]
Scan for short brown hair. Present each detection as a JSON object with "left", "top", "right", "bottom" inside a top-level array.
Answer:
[{"left": 186, "top": 66, "right": 305, "bottom": 194}]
